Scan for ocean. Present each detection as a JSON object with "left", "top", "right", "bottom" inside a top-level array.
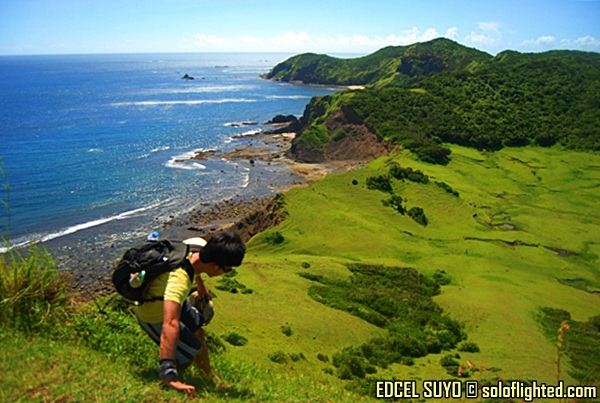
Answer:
[{"left": 0, "top": 53, "right": 336, "bottom": 278}]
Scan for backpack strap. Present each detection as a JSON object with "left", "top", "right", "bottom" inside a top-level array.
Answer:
[{"left": 139, "top": 245, "right": 198, "bottom": 304}]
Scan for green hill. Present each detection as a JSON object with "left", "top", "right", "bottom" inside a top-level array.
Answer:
[
  {"left": 270, "top": 39, "right": 600, "bottom": 162},
  {"left": 265, "top": 38, "right": 490, "bottom": 86},
  {"left": 204, "top": 145, "right": 599, "bottom": 399}
]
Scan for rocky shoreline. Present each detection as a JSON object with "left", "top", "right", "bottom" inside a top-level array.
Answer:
[
  {"left": 67, "top": 124, "right": 360, "bottom": 299},
  {"left": 160, "top": 125, "right": 365, "bottom": 242}
]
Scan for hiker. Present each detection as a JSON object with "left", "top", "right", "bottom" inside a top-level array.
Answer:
[{"left": 134, "top": 231, "right": 246, "bottom": 397}]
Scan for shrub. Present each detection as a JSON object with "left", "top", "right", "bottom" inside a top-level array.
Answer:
[
  {"left": 458, "top": 341, "right": 481, "bottom": 353},
  {"left": 216, "top": 270, "right": 253, "bottom": 294},
  {"left": 268, "top": 350, "right": 288, "bottom": 364},
  {"left": 382, "top": 193, "right": 406, "bottom": 214},
  {"left": 440, "top": 354, "right": 461, "bottom": 376},
  {"left": 323, "top": 367, "right": 334, "bottom": 375},
  {"left": 298, "top": 272, "right": 325, "bottom": 282},
  {"left": 332, "top": 128, "right": 346, "bottom": 141},
  {"left": 301, "top": 262, "right": 311, "bottom": 269},
  {"left": 435, "top": 181, "right": 459, "bottom": 197},
  {"left": 281, "top": 324, "right": 293, "bottom": 337},
  {"left": 264, "top": 231, "right": 285, "bottom": 245},
  {"left": 289, "top": 352, "right": 306, "bottom": 362},
  {"left": 407, "top": 206, "right": 428, "bottom": 226},
  {"left": 366, "top": 175, "right": 393, "bottom": 193},
  {"left": 224, "top": 332, "right": 248, "bottom": 346},
  {"left": 415, "top": 143, "right": 451, "bottom": 165},
  {"left": 334, "top": 353, "right": 368, "bottom": 379},
  {"left": 296, "top": 125, "right": 329, "bottom": 151},
  {"left": 216, "top": 277, "right": 253, "bottom": 294},
  {"left": 307, "top": 264, "right": 465, "bottom": 381},
  {"left": 389, "top": 164, "right": 430, "bottom": 184},
  {"left": 433, "top": 269, "right": 452, "bottom": 285}
]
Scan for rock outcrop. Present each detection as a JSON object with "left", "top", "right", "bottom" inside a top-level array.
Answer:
[{"left": 288, "top": 102, "right": 391, "bottom": 163}]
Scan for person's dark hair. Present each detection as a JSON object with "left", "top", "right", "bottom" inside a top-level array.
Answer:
[{"left": 200, "top": 231, "right": 245, "bottom": 268}]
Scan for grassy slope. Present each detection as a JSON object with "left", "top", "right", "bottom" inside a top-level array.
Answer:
[
  {"left": 3, "top": 146, "right": 597, "bottom": 401},
  {"left": 214, "top": 145, "right": 599, "bottom": 388}
]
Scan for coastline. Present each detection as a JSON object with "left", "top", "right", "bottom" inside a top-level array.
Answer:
[
  {"left": 155, "top": 129, "right": 360, "bottom": 239},
  {"left": 60, "top": 127, "right": 358, "bottom": 298}
]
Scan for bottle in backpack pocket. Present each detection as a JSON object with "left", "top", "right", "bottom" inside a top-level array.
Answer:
[{"left": 129, "top": 270, "right": 146, "bottom": 288}]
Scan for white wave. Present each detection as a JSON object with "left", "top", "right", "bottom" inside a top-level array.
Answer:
[
  {"left": 134, "top": 153, "right": 151, "bottom": 161},
  {"left": 239, "top": 128, "right": 262, "bottom": 137},
  {"left": 267, "top": 95, "right": 311, "bottom": 100},
  {"left": 112, "top": 99, "right": 256, "bottom": 107},
  {"left": 224, "top": 121, "right": 259, "bottom": 127},
  {"left": 0, "top": 204, "right": 160, "bottom": 253},
  {"left": 145, "top": 85, "right": 257, "bottom": 95},
  {"left": 240, "top": 171, "right": 250, "bottom": 188},
  {"left": 151, "top": 146, "right": 170, "bottom": 153},
  {"left": 87, "top": 148, "right": 104, "bottom": 153},
  {"left": 165, "top": 154, "right": 207, "bottom": 170}
]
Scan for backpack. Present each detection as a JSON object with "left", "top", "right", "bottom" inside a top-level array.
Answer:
[{"left": 112, "top": 239, "right": 196, "bottom": 303}]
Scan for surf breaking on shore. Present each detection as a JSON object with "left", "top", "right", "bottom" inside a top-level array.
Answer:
[{"left": 45, "top": 127, "right": 353, "bottom": 298}]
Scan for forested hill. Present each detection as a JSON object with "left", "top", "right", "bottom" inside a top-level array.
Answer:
[
  {"left": 265, "top": 38, "right": 491, "bottom": 86},
  {"left": 265, "top": 39, "right": 600, "bottom": 163}
]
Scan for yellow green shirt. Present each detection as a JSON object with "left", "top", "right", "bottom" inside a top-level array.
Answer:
[{"left": 134, "top": 266, "right": 194, "bottom": 323}]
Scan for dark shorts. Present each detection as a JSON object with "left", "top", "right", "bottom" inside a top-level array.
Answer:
[{"left": 136, "top": 301, "right": 205, "bottom": 365}]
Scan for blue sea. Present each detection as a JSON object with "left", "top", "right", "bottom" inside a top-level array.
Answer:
[{"left": 0, "top": 53, "right": 335, "bottom": 270}]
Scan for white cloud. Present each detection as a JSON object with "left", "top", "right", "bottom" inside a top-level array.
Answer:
[
  {"left": 189, "top": 28, "right": 457, "bottom": 53},
  {"left": 239, "top": 35, "right": 265, "bottom": 46},
  {"left": 445, "top": 27, "right": 459, "bottom": 40},
  {"left": 521, "top": 34, "right": 600, "bottom": 52},
  {"left": 383, "top": 27, "right": 440, "bottom": 46},
  {"left": 273, "top": 31, "right": 313, "bottom": 47},
  {"left": 464, "top": 21, "right": 503, "bottom": 49},
  {"left": 574, "top": 35, "right": 600, "bottom": 50},
  {"left": 192, "top": 25, "right": 600, "bottom": 54},
  {"left": 521, "top": 35, "right": 557, "bottom": 50},
  {"left": 193, "top": 33, "right": 231, "bottom": 47}
]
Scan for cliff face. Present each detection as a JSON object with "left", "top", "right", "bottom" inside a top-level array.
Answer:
[
  {"left": 229, "top": 194, "right": 286, "bottom": 242},
  {"left": 288, "top": 102, "right": 391, "bottom": 163}
]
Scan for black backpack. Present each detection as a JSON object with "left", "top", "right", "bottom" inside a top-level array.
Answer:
[{"left": 112, "top": 239, "right": 196, "bottom": 303}]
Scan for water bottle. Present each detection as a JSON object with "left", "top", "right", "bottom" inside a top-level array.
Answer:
[
  {"left": 129, "top": 270, "right": 146, "bottom": 288},
  {"left": 147, "top": 231, "right": 159, "bottom": 241}
]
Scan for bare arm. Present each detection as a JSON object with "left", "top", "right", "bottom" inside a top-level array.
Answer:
[
  {"left": 159, "top": 299, "right": 196, "bottom": 398},
  {"left": 159, "top": 299, "right": 181, "bottom": 360}
]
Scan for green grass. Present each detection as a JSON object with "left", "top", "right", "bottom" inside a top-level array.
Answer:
[
  {"left": 243, "top": 145, "right": 599, "bottom": 386},
  {"left": 0, "top": 244, "right": 71, "bottom": 334},
  {"left": 1, "top": 145, "right": 599, "bottom": 400},
  {"left": 0, "top": 330, "right": 166, "bottom": 402}
]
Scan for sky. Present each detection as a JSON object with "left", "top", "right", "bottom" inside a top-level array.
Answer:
[{"left": 1, "top": 0, "right": 599, "bottom": 56}]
